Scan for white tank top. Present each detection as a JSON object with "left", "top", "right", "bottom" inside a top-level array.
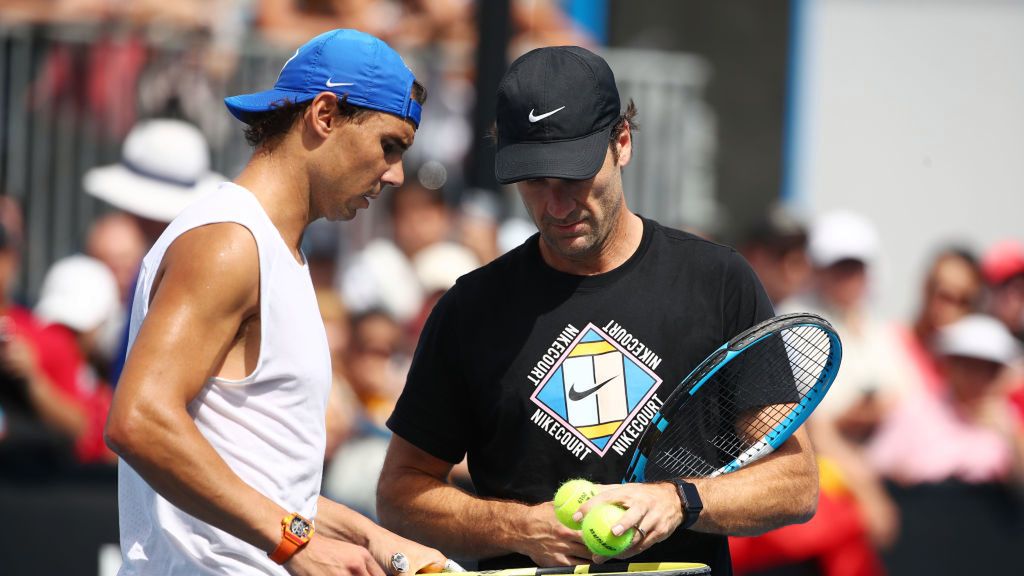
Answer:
[{"left": 117, "top": 182, "right": 331, "bottom": 575}]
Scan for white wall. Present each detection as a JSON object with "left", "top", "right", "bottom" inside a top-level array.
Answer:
[{"left": 790, "top": 0, "right": 1024, "bottom": 320}]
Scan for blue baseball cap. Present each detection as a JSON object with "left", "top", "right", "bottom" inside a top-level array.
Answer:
[{"left": 225, "top": 29, "right": 422, "bottom": 127}]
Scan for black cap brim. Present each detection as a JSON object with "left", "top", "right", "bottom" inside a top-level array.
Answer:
[{"left": 494, "top": 124, "right": 612, "bottom": 185}]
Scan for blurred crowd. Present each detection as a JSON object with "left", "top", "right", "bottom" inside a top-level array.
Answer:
[
  {"left": 1, "top": 3, "right": 1023, "bottom": 576},
  {"left": 731, "top": 207, "right": 1024, "bottom": 576}
]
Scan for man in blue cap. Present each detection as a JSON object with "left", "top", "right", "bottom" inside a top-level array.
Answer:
[{"left": 105, "top": 30, "right": 444, "bottom": 575}]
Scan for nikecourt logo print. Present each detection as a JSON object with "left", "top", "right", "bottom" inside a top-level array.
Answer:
[
  {"left": 528, "top": 106, "right": 566, "bottom": 123},
  {"left": 568, "top": 376, "right": 617, "bottom": 401},
  {"left": 326, "top": 78, "right": 355, "bottom": 88}
]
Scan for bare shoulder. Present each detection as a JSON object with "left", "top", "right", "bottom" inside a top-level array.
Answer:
[
  {"left": 152, "top": 222, "right": 261, "bottom": 316},
  {"left": 117, "top": 222, "right": 262, "bottom": 406}
]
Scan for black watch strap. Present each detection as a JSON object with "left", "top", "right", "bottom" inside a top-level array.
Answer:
[{"left": 668, "top": 478, "right": 703, "bottom": 530}]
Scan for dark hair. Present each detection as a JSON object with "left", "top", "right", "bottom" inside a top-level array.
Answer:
[
  {"left": 927, "top": 245, "right": 982, "bottom": 288},
  {"left": 933, "top": 245, "right": 980, "bottom": 270},
  {"left": 609, "top": 99, "right": 639, "bottom": 164},
  {"left": 244, "top": 80, "right": 428, "bottom": 149},
  {"left": 486, "top": 99, "right": 640, "bottom": 163}
]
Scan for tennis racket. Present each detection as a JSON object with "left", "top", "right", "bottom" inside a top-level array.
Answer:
[
  {"left": 421, "top": 562, "right": 709, "bottom": 576},
  {"left": 624, "top": 312, "right": 841, "bottom": 482}
]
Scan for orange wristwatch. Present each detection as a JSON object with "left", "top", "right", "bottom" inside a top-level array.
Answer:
[{"left": 269, "top": 512, "right": 315, "bottom": 564}]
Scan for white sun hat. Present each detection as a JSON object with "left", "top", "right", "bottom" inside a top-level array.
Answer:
[
  {"left": 83, "top": 119, "right": 224, "bottom": 223},
  {"left": 936, "top": 314, "right": 1022, "bottom": 366},
  {"left": 35, "top": 255, "right": 119, "bottom": 333}
]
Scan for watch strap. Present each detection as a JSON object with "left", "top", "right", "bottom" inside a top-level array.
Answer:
[
  {"left": 269, "top": 513, "right": 313, "bottom": 565},
  {"left": 669, "top": 479, "right": 703, "bottom": 530}
]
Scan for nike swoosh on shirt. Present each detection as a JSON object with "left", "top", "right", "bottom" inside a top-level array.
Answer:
[
  {"left": 326, "top": 79, "right": 355, "bottom": 88},
  {"left": 568, "top": 376, "right": 618, "bottom": 401},
  {"left": 528, "top": 106, "right": 566, "bottom": 123}
]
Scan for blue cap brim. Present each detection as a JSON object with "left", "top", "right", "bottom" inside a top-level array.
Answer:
[{"left": 224, "top": 89, "right": 313, "bottom": 124}]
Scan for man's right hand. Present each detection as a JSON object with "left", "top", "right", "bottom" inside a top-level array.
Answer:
[
  {"left": 515, "top": 502, "right": 592, "bottom": 567},
  {"left": 286, "top": 537, "right": 386, "bottom": 576}
]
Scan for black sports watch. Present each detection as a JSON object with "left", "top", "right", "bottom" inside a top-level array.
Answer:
[{"left": 667, "top": 478, "right": 703, "bottom": 530}]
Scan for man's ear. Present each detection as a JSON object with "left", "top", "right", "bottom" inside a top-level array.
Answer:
[
  {"left": 307, "top": 92, "right": 339, "bottom": 139},
  {"left": 615, "top": 122, "right": 633, "bottom": 168}
]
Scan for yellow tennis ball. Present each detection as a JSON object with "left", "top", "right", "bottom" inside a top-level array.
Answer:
[
  {"left": 552, "top": 479, "right": 596, "bottom": 530},
  {"left": 581, "top": 503, "right": 634, "bottom": 557}
]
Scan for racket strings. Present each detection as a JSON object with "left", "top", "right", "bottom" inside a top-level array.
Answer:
[{"left": 645, "top": 324, "right": 834, "bottom": 480}]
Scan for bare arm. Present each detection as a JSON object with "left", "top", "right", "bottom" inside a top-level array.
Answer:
[
  {"left": 685, "top": 426, "right": 818, "bottom": 534},
  {"left": 377, "top": 435, "right": 591, "bottom": 566},
  {"left": 105, "top": 224, "right": 384, "bottom": 576}
]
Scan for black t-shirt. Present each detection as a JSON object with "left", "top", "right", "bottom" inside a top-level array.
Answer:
[{"left": 387, "top": 218, "right": 774, "bottom": 575}]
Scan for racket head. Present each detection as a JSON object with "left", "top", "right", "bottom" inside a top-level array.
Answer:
[{"left": 624, "top": 313, "right": 841, "bottom": 482}]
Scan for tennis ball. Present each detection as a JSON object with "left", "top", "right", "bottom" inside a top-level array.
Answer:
[
  {"left": 581, "top": 503, "right": 634, "bottom": 557},
  {"left": 552, "top": 479, "right": 596, "bottom": 530}
]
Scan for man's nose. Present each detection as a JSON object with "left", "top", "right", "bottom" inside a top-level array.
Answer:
[
  {"left": 382, "top": 161, "right": 405, "bottom": 188},
  {"left": 545, "top": 184, "right": 576, "bottom": 220}
]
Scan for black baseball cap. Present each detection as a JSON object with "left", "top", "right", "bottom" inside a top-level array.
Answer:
[{"left": 494, "top": 46, "right": 621, "bottom": 185}]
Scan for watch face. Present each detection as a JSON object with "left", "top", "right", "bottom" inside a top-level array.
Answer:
[{"left": 288, "top": 516, "right": 313, "bottom": 539}]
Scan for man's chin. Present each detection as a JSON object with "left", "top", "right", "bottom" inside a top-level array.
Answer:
[
  {"left": 543, "top": 233, "right": 595, "bottom": 258},
  {"left": 323, "top": 207, "right": 358, "bottom": 222}
]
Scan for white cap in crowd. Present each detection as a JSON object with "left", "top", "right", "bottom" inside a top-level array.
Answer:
[
  {"left": 35, "top": 255, "right": 119, "bottom": 333},
  {"left": 413, "top": 242, "right": 480, "bottom": 295},
  {"left": 83, "top": 119, "right": 224, "bottom": 223},
  {"left": 935, "top": 314, "right": 1021, "bottom": 366},
  {"left": 808, "top": 210, "right": 879, "bottom": 268}
]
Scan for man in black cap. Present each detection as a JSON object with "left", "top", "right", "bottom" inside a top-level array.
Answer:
[{"left": 378, "top": 47, "right": 817, "bottom": 574}]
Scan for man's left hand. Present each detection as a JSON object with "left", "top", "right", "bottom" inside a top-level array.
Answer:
[
  {"left": 573, "top": 482, "right": 682, "bottom": 562},
  {"left": 366, "top": 531, "right": 447, "bottom": 576}
]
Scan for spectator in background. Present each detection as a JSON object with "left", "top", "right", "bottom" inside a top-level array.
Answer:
[
  {"left": 895, "top": 248, "right": 983, "bottom": 396},
  {"left": 326, "top": 241, "right": 478, "bottom": 518},
  {"left": 738, "top": 203, "right": 811, "bottom": 308},
  {"left": 10, "top": 256, "right": 119, "bottom": 465},
  {"left": 870, "top": 314, "right": 1024, "bottom": 485},
  {"left": 733, "top": 222, "right": 895, "bottom": 576},
  {"left": 0, "top": 197, "right": 56, "bottom": 472},
  {"left": 316, "top": 288, "right": 359, "bottom": 461},
  {"left": 83, "top": 118, "right": 223, "bottom": 384},
  {"left": 256, "top": 0, "right": 474, "bottom": 50},
  {"left": 345, "top": 309, "right": 406, "bottom": 430},
  {"left": 781, "top": 210, "right": 915, "bottom": 441},
  {"left": 869, "top": 312, "right": 1024, "bottom": 576},
  {"left": 304, "top": 220, "right": 346, "bottom": 290},
  {"left": 85, "top": 212, "right": 147, "bottom": 372},
  {"left": 341, "top": 181, "right": 478, "bottom": 329},
  {"left": 980, "top": 241, "right": 1024, "bottom": 423},
  {"left": 324, "top": 308, "right": 405, "bottom": 519},
  {"left": 84, "top": 118, "right": 223, "bottom": 246},
  {"left": 771, "top": 211, "right": 905, "bottom": 565},
  {"left": 408, "top": 240, "right": 480, "bottom": 341},
  {"left": 982, "top": 240, "right": 1024, "bottom": 344},
  {"left": 458, "top": 189, "right": 503, "bottom": 266},
  {"left": 86, "top": 213, "right": 147, "bottom": 306}
]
